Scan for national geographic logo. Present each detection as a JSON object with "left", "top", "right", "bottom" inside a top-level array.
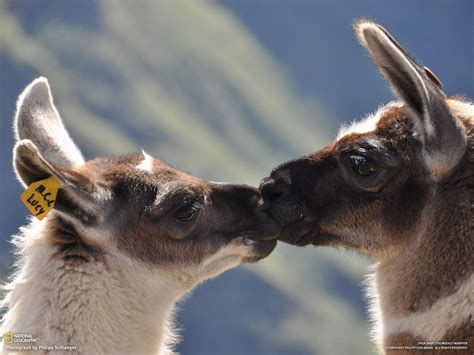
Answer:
[
  {"left": 2, "top": 332, "right": 77, "bottom": 352},
  {"left": 2, "top": 332, "right": 38, "bottom": 344},
  {"left": 3, "top": 332, "right": 14, "bottom": 344}
]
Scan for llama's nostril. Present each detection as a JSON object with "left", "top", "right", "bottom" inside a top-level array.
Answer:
[
  {"left": 259, "top": 177, "right": 273, "bottom": 192},
  {"left": 260, "top": 178, "right": 286, "bottom": 204}
]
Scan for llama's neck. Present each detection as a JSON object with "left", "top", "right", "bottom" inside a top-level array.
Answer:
[
  {"left": 369, "top": 178, "right": 473, "bottom": 349},
  {"left": 1, "top": 218, "right": 183, "bottom": 354}
]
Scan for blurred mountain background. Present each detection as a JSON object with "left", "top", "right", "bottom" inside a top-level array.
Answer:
[{"left": 1, "top": 1, "right": 472, "bottom": 354}]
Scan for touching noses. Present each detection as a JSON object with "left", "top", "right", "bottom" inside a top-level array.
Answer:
[{"left": 259, "top": 169, "right": 291, "bottom": 206}]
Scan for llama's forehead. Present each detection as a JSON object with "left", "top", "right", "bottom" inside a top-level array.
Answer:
[
  {"left": 308, "top": 102, "right": 415, "bottom": 162},
  {"left": 136, "top": 151, "right": 154, "bottom": 173},
  {"left": 77, "top": 152, "right": 205, "bottom": 189},
  {"left": 337, "top": 101, "right": 406, "bottom": 140}
]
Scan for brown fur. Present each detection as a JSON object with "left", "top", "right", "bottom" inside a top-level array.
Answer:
[
  {"left": 261, "top": 21, "right": 473, "bottom": 353},
  {"left": 38, "top": 153, "right": 278, "bottom": 268},
  {"left": 375, "top": 103, "right": 473, "bottom": 316},
  {"left": 263, "top": 98, "right": 473, "bottom": 351}
]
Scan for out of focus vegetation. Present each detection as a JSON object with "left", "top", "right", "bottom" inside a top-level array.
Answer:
[{"left": 3, "top": 1, "right": 470, "bottom": 354}]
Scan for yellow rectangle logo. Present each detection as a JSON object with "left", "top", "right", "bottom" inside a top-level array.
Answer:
[{"left": 4, "top": 332, "right": 14, "bottom": 344}]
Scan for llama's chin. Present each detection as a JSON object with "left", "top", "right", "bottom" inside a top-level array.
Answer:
[
  {"left": 240, "top": 238, "right": 277, "bottom": 263},
  {"left": 277, "top": 222, "right": 339, "bottom": 247},
  {"left": 271, "top": 213, "right": 315, "bottom": 246}
]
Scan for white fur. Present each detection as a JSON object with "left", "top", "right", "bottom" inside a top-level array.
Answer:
[
  {"left": 337, "top": 102, "right": 403, "bottom": 140},
  {"left": 364, "top": 268, "right": 384, "bottom": 349},
  {"left": 0, "top": 219, "right": 179, "bottom": 354},
  {"left": 209, "top": 181, "right": 230, "bottom": 185},
  {"left": 366, "top": 268, "right": 474, "bottom": 349},
  {"left": 0, "top": 218, "right": 253, "bottom": 354},
  {"left": 194, "top": 239, "right": 250, "bottom": 281},
  {"left": 91, "top": 185, "right": 113, "bottom": 202},
  {"left": 136, "top": 151, "right": 154, "bottom": 173},
  {"left": 338, "top": 110, "right": 382, "bottom": 139},
  {"left": 383, "top": 274, "right": 474, "bottom": 341}
]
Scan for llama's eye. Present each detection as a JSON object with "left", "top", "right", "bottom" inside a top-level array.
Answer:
[
  {"left": 350, "top": 156, "right": 377, "bottom": 176},
  {"left": 175, "top": 200, "right": 201, "bottom": 223}
]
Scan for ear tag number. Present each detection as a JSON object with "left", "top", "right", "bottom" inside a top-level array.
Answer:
[{"left": 20, "top": 177, "right": 63, "bottom": 220}]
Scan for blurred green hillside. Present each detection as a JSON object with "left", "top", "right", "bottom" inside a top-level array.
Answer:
[{"left": 0, "top": 1, "right": 371, "bottom": 354}]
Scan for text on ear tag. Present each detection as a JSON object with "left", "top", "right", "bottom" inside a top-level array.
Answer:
[{"left": 20, "top": 176, "right": 63, "bottom": 220}]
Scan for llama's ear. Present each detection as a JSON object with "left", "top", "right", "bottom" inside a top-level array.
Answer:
[
  {"left": 14, "top": 140, "right": 98, "bottom": 218},
  {"left": 355, "top": 20, "right": 466, "bottom": 178},
  {"left": 13, "top": 140, "right": 91, "bottom": 189},
  {"left": 14, "top": 77, "right": 85, "bottom": 169}
]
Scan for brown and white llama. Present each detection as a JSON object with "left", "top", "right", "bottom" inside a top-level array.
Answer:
[
  {"left": 261, "top": 21, "right": 473, "bottom": 354},
  {"left": 0, "top": 78, "right": 280, "bottom": 354}
]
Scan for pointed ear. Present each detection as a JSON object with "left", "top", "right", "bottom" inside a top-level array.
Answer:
[
  {"left": 355, "top": 20, "right": 466, "bottom": 179},
  {"left": 13, "top": 79, "right": 103, "bottom": 221},
  {"left": 14, "top": 77, "right": 85, "bottom": 169}
]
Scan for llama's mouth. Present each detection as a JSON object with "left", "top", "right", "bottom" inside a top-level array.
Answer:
[
  {"left": 261, "top": 199, "right": 316, "bottom": 246},
  {"left": 240, "top": 238, "right": 278, "bottom": 263},
  {"left": 272, "top": 215, "right": 317, "bottom": 246},
  {"left": 262, "top": 197, "right": 307, "bottom": 226},
  {"left": 237, "top": 218, "right": 282, "bottom": 241},
  {"left": 234, "top": 235, "right": 278, "bottom": 262}
]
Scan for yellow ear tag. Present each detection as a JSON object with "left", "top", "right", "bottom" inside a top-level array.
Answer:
[{"left": 20, "top": 176, "right": 63, "bottom": 220}]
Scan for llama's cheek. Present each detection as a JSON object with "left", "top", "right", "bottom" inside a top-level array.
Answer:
[{"left": 79, "top": 226, "right": 115, "bottom": 249}]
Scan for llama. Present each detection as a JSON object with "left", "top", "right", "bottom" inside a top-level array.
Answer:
[
  {"left": 260, "top": 21, "right": 473, "bottom": 354},
  {"left": 0, "top": 78, "right": 280, "bottom": 354}
]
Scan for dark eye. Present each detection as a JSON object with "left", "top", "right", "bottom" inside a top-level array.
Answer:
[
  {"left": 175, "top": 200, "right": 201, "bottom": 223},
  {"left": 350, "top": 156, "right": 377, "bottom": 176}
]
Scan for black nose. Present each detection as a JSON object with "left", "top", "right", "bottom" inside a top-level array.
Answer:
[{"left": 260, "top": 175, "right": 289, "bottom": 206}]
